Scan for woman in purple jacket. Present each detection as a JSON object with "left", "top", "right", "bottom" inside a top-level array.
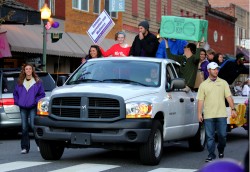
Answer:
[
  {"left": 13, "top": 64, "right": 45, "bottom": 154},
  {"left": 199, "top": 48, "right": 209, "bottom": 80}
]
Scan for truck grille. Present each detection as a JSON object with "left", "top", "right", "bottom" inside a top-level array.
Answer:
[{"left": 51, "top": 96, "right": 122, "bottom": 119}]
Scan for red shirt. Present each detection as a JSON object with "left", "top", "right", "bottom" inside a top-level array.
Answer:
[{"left": 100, "top": 44, "right": 131, "bottom": 57}]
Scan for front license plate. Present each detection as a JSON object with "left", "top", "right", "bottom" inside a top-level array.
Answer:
[{"left": 71, "top": 133, "right": 91, "bottom": 145}]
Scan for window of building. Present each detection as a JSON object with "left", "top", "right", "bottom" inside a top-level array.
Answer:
[
  {"left": 39, "top": 0, "right": 55, "bottom": 15},
  {"left": 132, "top": 0, "right": 138, "bottom": 16},
  {"left": 72, "top": 0, "right": 89, "bottom": 12},
  {"left": 145, "top": 0, "right": 150, "bottom": 20},
  {"left": 104, "top": 0, "right": 117, "bottom": 18},
  {"left": 93, "top": 0, "right": 100, "bottom": 14},
  {"left": 156, "top": 0, "right": 161, "bottom": 22},
  {"left": 38, "top": 0, "right": 45, "bottom": 10},
  {"left": 49, "top": 0, "right": 55, "bottom": 15}
]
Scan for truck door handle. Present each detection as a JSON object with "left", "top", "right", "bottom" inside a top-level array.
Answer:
[
  {"left": 180, "top": 98, "right": 184, "bottom": 103},
  {"left": 190, "top": 98, "right": 194, "bottom": 102}
]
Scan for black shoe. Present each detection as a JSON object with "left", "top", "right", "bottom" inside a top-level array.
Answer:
[
  {"left": 205, "top": 157, "right": 215, "bottom": 162},
  {"left": 219, "top": 153, "right": 224, "bottom": 158}
]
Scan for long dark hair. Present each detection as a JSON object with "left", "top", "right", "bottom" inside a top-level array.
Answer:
[
  {"left": 214, "top": 53, "right": 223, "bottom": 65},
  {"left": 17, "top": 63, "right": 40, "bottom": 85},
  {"left": 86, "top": 45, "right": 102, "bottom": 60}
]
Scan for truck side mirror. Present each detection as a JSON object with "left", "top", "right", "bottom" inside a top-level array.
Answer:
[
  {"left": 170, "top": 78, "right": 186, "bottom": 90},
  {"left": 57, "top": 76, "right": 67, "bottom": 86}
]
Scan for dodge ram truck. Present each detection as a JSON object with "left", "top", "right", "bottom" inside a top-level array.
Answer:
[{"left": 34, "top": 57, "right": 205, "bottom": 165}]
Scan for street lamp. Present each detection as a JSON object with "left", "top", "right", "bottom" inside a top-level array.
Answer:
[{"left": 40, "top": 3, "right": 51, "bottom": 71}]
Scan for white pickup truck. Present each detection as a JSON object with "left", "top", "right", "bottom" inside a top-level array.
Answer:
[{"left": 34, "top": 57, "right": 205, "bottom": 165}]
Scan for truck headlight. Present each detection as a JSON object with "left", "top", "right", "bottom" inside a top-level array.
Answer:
[
  {"left": 37, "top": 97, "right": 50, "bottom": 116},
  {"left": 126, "top": 102, "right": 152, "bottom": 118}
]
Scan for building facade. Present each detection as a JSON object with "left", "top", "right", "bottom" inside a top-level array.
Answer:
[
  {"left": 123, "top": 0, "right": 208, "bottom": 45},
  {"left": 205, "top": 6, "right": 236, "bottom": 55},
  {"left": 209, "top": 0, "right": 250, "bottom": 52},
  {"left": 4, "top": 0, "right": 246, "bottom": 73}
]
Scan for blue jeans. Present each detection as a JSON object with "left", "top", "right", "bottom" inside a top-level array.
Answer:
[
  {"left": 204, "top": 117, "right": 227, "bottom": 159},
  {"left": 20, "top": 107, "right": 38, "bottom": 151}
]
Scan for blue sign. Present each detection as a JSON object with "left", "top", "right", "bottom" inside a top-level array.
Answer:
[{"left": 109, "top": 0, "right": 125, "bottom": 12}]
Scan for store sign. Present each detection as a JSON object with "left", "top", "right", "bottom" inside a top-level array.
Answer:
[
  {"left": 109, "top": 0, "right": 125, "bottom": 12},
  {"left": 87, "top": 10, "right": 115, "bottom": 44}
]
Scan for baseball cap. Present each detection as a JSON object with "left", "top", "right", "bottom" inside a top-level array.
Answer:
[
  {"left": 236, "top": 53, "right": 245, "bottom": 61},
  {"left": 207, "top": 62, "right": 220, "bottom": 70}
]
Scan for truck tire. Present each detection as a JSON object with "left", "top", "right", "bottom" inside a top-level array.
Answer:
[
  {"left": 139, "top": 120, "right": 163, "bottom": 165},
  {"left": 188, "top": 122, "right": 205, "bottom": 151},
  {"left": 39, "top": 140, "right": 64, "bottom": 160}
]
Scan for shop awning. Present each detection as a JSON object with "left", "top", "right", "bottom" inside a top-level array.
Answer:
[
  {"left": 1, "top": 25, "right": 85, "bottom": 58},
  {"left": 1, "top": 24, "right": 116, "bottom": 58},
  {"left": 0, "top": 0, "right": 41, "bottom": 25}
]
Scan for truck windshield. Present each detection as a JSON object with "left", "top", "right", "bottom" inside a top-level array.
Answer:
[{"left": 67, "top": 60, "right": 161, "bottom": 87}]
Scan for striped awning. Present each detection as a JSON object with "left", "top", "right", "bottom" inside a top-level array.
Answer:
[
  {"left": 1, "top": 25, "right": 116, "bottom": 58},
  {"left": 2, "top": 25, "right": 85, "bottom": 58}
]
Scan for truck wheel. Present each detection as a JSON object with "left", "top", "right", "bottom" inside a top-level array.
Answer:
[
  {"left": 39, "top": 140, "right": 64, "bottom": 160},
  {"left": 188, "top": 122, "right": 205, "bottom": 151},
  {"left": 139, "top": 120, "right": 163, "bottom": 165}
]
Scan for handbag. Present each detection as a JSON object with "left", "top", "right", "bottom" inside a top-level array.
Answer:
[{"left": 194, "top": 70, "right": 204, "bottom": 88}]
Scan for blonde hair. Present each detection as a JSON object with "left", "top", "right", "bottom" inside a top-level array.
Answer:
[
  {"left": 115, "top": 31, "right": 126, "bottom": 41},
  {"left": 207, "top": 49, "right": 216, "bottom": 55}
]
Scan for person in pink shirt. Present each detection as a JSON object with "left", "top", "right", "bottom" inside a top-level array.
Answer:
[{"left": 100, "top": 31, "right": 131, "bottom": 57}]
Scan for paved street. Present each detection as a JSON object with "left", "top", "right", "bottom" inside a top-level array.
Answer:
[{"left": 0, "top": 127, "right": 248, "bottom": 172}]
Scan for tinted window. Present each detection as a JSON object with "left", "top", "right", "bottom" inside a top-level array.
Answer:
[
  {"left": 67, "top": 60, "right": 161, "bottom": 87},
  {"left": 38, "top": 73, "right": 56, "bottom": 91}
]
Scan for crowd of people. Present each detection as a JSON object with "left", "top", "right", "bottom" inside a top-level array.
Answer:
[
  {"left": 14, "top": 19, "right": 248, "bottom": 171},
  {"left": 81, "top": 19, "right": 249, "bottom": 96},
  {"left": 79, "top": 19, "right": 249, "bottom": 166}
]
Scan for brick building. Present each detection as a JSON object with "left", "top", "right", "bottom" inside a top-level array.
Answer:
[
  {"left": 205, "top": 6, "right": 236, "bottom": 55},
  {"left": 123, "top": 0, "right": 208, "bottom": 45},
  {"left": 209, "top": 0, "right": 250, "bottom": 52},
  {"left": 208, "top": 0, "right": 249, "bottom": 12},
  {"left": 3, "top": 0, "right": 118, "bottom": 73},
  {"left": 4, "top": 0, "right": 243, "bottom": 72}
]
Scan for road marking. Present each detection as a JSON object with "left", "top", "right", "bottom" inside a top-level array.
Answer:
[
  {"left": 0, "top": 161, "right": 51, "bottom": 172},
  {"left": 148, "top": 168, "right": 197, "bottom": 172},
  {"left": 49, "top": 163, "right": 119, "bottom": 172}
]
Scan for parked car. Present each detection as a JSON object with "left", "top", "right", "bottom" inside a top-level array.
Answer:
[{"left": 0, "top": 69, "right": 56, "bottom": 135}]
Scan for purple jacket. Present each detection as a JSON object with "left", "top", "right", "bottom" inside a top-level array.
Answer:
[
  {"left": 13, "top": 81, "right": 45, "bottom": 108},
  {"left": 200, "top": 60, "right": 209, "bottom": 79}
]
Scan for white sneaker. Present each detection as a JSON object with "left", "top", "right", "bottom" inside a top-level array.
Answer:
[
  {"left": 37, "top": 147, "right": 40, "bottom": 152},
  {"left": 21, "top": 149, "right": 28, "bottom": 154}
]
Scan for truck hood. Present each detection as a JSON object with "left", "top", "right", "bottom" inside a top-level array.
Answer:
[{"left": 52, "top": 83, "right": 159, "bottom": 100}]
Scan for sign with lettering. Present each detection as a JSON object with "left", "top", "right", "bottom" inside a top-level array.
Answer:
[
  {"left": 160, "top": 16, "right": 208, "bottom": 42},
  {"left": 87, "top": 10, "right": 115, "bottom": 44},
  {"left": 109, "top": 0, "right": 125, "bottom": 12}
]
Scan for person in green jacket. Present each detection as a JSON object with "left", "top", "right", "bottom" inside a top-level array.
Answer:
[{"left": 165, "top": 39, "right": 201, "bottom": 90}]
